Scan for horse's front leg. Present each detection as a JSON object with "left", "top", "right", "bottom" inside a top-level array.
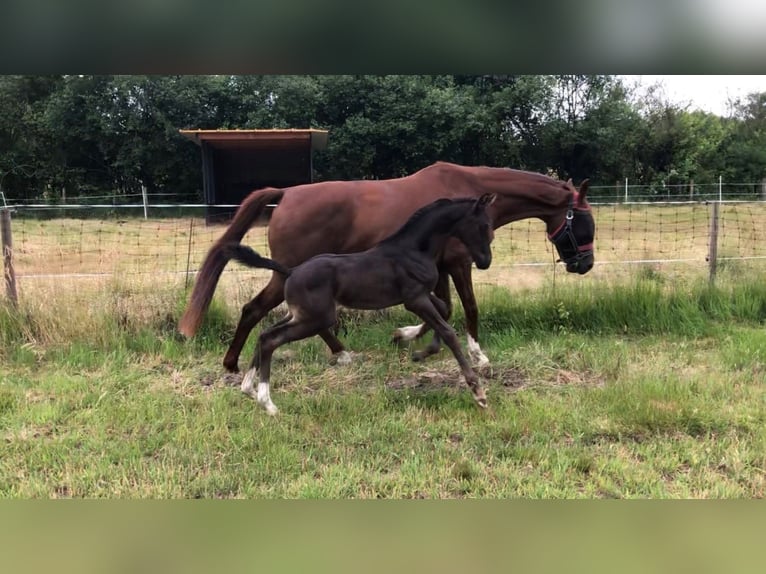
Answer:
[
  {"left": 404, "top": 295, "right": 487, "bottom": 409},
  {"left": 449, "top": 260, "right": 490, "bottom": 367}
]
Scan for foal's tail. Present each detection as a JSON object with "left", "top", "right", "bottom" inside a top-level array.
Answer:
[
  {"left": 221, "top": 244, "right": 292, "bottom": 277},
  {"left": 178, "top": 187, "right": 285, "bottom": 337}
]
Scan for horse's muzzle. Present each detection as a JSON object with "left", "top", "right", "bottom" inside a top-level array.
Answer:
[{"left": 566, "top": 252, "right": 594, "bottom": 274}]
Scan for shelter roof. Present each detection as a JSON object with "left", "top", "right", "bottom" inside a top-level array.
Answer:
[{"left": 179, "top": 129, "right": 328, "bottom": 151}]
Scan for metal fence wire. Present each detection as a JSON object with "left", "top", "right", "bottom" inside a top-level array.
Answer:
[{"left": 3, "top": 200, "right": 766, "bottom": 306}]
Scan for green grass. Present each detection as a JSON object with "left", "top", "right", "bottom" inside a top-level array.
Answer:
[{"left": 1, "top": 275, "right": 765, "bottom": 498}]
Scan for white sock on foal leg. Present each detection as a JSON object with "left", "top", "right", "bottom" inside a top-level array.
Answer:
[
  {"left": 393, "top": 324, "right": 424, "bottom": 341},
  {"left": 241, "top": 367, "right": 257, "bottom": 398},
  {"left": 467, "top": 334, "right": 490, "bottom": 367},
  {"left": 256, "top": 381, "right": 279, "bottom": 416},
  {"left": 241, "top": 368, "right": 278, "bottom": 415}
]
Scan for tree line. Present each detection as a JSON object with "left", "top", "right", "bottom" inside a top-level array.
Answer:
[{"left": 1, "top": 75, "right": 765, "bottom": 203}]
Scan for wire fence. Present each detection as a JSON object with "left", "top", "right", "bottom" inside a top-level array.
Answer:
[
  {"left": 4, "top": 178, "right": 766, "bottom": 207},
  {"left": 3, "top": 198, "right": 766, "bottom": 309}
]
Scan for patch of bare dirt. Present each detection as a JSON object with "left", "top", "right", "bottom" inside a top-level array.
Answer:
[{"left": 553, "top": 369, "right": 606, "bottom": 388}]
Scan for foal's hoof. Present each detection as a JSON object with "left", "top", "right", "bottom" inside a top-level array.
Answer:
[
  {"left": 475, "top": 397, "right": 488, "bottom": 409},
  {"left": 391, "top": 332, "right": 407, "bottom": 348},
  {"left": 411, "top": 347, "right": 439, "bottom": 363},
  {"left": 263, "top": 404, "right": 279, "bottom": 416}
]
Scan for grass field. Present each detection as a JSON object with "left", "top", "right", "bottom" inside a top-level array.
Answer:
[
  {"left": 2, "top": 204, "right": 766, "bottom": 498},
  {"left": 1, "top": 269, "right": 765, "bottom": 498}
]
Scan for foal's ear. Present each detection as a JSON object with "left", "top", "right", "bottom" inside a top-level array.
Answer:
[
  {"left": 577, "top": 179, "right": 590, "bottom": 207},
  {"left": 476, "top": 193, "right": 497, "bottom": 208}
]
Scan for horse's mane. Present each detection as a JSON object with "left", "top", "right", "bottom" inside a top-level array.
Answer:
[{"left": 380, "top": 197, "right": 475, "bottom": 245}]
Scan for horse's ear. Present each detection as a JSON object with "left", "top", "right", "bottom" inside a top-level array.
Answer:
[{"left": 577, "top": 179, "right": 590, "bottom": 206}]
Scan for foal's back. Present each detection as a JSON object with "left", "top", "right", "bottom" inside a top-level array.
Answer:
[{"left": 285, "top": 246, "right": 436, "bottom": 312}]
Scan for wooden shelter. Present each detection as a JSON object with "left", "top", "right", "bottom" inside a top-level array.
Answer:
[{"left": 179, "top": 128, "right": 328, "bottom": 221}]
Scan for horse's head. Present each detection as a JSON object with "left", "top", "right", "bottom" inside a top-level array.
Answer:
[
  {"left": 548, "top": 180, "right": 595, "bottom": 275},
  {"left": 454, "top": 193, "right": 496, "bottom": 270}
]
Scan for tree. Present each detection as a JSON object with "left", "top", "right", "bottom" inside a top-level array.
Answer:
[{"left": 720, "top": 92, "right": 766, "bottom": 192}]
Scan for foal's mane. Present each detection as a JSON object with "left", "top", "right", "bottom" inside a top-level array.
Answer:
[{"left": 379, "top": 197, "right": 476, "bottom": 245}]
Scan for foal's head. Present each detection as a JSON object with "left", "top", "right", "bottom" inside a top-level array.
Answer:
[{"left": 452, "top": 193, "right": 496, "bottom": 270}]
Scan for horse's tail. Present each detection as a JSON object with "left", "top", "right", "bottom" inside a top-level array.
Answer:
[
  {"left": 178, "top": 187, "right": 285, "bottom": 338},
  {"left": 221, "top": 243, "right": 292, "bottom": 276}
]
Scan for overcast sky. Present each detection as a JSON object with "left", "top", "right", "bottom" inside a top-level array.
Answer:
[{"left": 622, "top": 75, "right": 766, "bottom": 116}]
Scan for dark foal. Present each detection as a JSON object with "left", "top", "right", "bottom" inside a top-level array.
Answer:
[{"left": 222, "top": 194, "right": 496, "bottom": 415}]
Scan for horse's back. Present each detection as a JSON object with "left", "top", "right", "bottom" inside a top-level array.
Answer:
[{"left": 266, "top": 166, "right": 472, "bottom": 265}]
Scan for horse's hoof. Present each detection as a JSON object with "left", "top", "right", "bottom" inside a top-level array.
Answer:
[
  {"left": 330, "top": 351, "right": 353, "bottom": 366},
  {"left": 223, "top": 361, "right": 240, "bottom": 373},
  {"left": 471, "top": 387, "right": 488, "bottom": 409}
]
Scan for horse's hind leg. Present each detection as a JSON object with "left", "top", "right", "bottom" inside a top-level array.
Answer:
[
  {"left": 450, "top": 261, "right": 489, "bottom": 367},
  {"left": 223, "top": 273, "right": 285, "bottom": 373},
  {"left": 404, "top": 294, "right": 487, "bottom": 409},
  {"left": 319, "top": 329, "right": 352, "bottom": 365}
]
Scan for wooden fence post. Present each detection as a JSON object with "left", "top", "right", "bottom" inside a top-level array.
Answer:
[
  {"left": 707, "top": 200, "right": 719, "bottom": 284},
  {"left": 1, "top": 207, "right": 18, "bottom": 306}
]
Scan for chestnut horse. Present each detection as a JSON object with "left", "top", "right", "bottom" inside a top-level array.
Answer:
[
  {"left": 179, "top": 162, "right": 595, "bottom": 371},
  {"left": 221, "top": 194, "right": 496, "bottom": 414}
]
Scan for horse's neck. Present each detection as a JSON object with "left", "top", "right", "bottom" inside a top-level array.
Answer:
[{"left": 471, "top": 168, "right": 571, "bottom": 232}]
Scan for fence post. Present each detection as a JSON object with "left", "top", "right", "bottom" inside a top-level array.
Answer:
[
  {"left": 1, "top": 207, "right": 18, "bottom": 307},
  {"left": 707, "top": 200, "right": 719, "bottom": 284},
  {"left": 141, "top": 184, "right": 149, "bottom": 219}
]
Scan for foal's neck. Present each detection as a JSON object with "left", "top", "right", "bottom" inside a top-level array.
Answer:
[{"left": 412, "top": 205, "right": 467, "bottom": 258}]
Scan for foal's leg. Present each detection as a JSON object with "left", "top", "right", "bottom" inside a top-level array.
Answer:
[
  {"left": 319, "top": 329, "right": 352, "bottom": 365},
  {"left": 241, "top": 314, "right": 331, "bottom": 415},
  {"left": 449, "top": 261, "right": 490, "bottom": 367},
  {"left": 248, "top": 312, "right": 292, "bottom": 373},
  {"left": 392, "top": 270, "right": 450, "bottom": 350},
  {"left": 224, "top": 273, "right": 286, "bottom": 372},
  {"left": 404, "top": 294, "right": 487, "bottom": 409},
  {"left": 411, "top": 293, "right": 449, "bottom": 362}
]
